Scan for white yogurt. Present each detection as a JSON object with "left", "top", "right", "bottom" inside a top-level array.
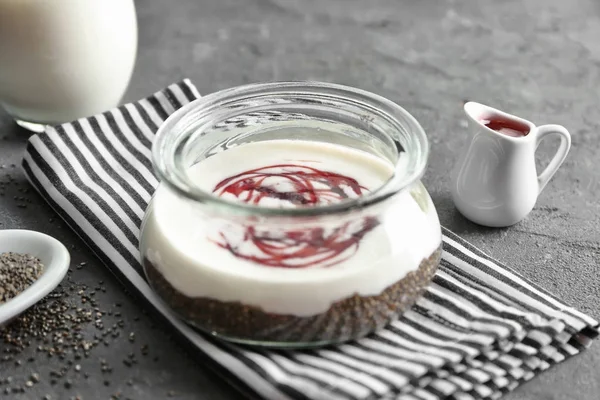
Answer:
[
  {"left": 141, "top": 140, "right": 441, "bottom": 317},
  {"left": 0, "top": 0, "right": 137, "bottom": 124}
]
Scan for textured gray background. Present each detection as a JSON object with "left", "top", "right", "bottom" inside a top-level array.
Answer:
[{"left": 1, "top": 0, "right": 599, "bottom": 399}]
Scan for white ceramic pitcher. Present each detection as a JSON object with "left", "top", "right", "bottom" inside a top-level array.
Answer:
[{"left": 451, "top": 101, "right": 571, "bottom": 227}]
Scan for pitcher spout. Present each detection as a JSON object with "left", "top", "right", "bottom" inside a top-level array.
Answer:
[
  {"left": 464, "top": 101, "right": 533, "bottom": 138},
  {"left": 463, "top": 101, "right": 492, "bottom": 122}
]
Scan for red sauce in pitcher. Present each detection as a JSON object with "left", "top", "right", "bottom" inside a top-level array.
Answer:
[{"left": 481, "top": 117, "right": 530, "bottom": 137}]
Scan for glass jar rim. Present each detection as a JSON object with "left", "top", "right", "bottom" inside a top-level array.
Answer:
[{"left": 152, "top": 81, "right": 430, "bottom": 217}]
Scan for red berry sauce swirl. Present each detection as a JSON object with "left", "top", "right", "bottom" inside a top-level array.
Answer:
[{"left": 211, "top": 163, "right": 379, "bottom": 269}]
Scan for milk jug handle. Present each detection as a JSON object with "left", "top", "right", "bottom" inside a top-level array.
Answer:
[{"left": 535, "top": 124, "right": 571, "bottom": 193}]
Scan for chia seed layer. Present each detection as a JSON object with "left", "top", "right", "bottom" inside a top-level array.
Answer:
[{"left": 143, "top": 246, "right": 442, "bottom": 346}]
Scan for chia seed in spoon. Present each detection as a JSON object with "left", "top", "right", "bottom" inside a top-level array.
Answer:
[{"left": 0, "top": 252, "right": 44, "bottom": 303}]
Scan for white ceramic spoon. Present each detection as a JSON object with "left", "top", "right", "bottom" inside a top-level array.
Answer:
[{"left": 0, "top": 229, "right": 70, "bottom": 326}]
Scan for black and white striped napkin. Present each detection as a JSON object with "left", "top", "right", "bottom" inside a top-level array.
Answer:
[{"left": 21, "top": 80, "right": 598, "bottom": 400}]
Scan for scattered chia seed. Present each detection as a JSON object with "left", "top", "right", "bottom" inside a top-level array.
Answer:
[
  {"left": 0, "top": 274, "right": 144, "bottom": 394},
  {"left": 0, "top": 223, "right": 152, "bottom": 394},
  {"left": 0, "top": 252, "right": 44, "bottom": 303}
]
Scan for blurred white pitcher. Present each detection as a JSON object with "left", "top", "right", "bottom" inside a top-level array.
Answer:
[
  {"left": 451, "top": 102, "right": 571, "bottom": 228},
  {"left": 0, "top": 0, "right": 137, "bottom": 131}
]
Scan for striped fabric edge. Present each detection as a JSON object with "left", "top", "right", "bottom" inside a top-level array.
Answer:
[
  {"left": 449, "top": 340, "right": 575, "bottom": 400},
  {"left": 390, "top": 344, "right": 570, "bottom": 400},
  {"left": 442, "top": 229, "right": 597, "bottom": 330},
  {"left": 376, "top": 319, "right": 588, "bottom": 399},
  {"left": 20, "top": 79, "right": 599, "bottom": 400},
  {"left": 425, "top": 330, "right": 584, "bottom": 400}
]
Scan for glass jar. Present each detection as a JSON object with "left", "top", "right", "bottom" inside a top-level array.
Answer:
[{"left": 140, "top": 82, "right": 442, "bottom": 347}]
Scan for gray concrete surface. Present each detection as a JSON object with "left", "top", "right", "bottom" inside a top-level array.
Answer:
[{"left": 1, "top": 0, "right": 599, "bottom": 398}]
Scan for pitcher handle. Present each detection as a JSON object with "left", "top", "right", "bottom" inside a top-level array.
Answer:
[{"left": 535, "top": 124, "right": 571, "bottom": 193}]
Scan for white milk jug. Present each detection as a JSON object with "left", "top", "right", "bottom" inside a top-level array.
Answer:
[
  {"left": 0, "top": 0, "right": 138, "bottom": 131},
  {"left": 451, "top": 102, "right": 571, "bottom": 228}
]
